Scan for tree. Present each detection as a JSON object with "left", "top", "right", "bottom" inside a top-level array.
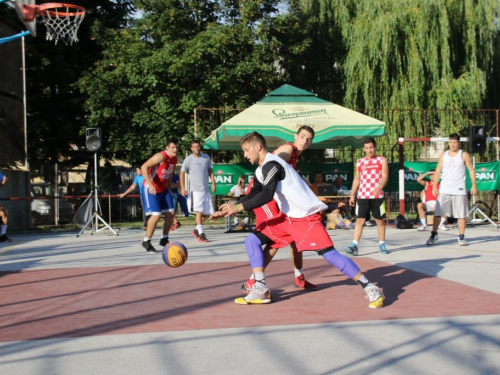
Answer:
[
  {"left": 77, "top": 0, "right": 315, "bottom": 164},
  {"left": 301, "top": 0, "right": 500, "bottom": 160},
  {"left": 24, "top": 0, "right": 134, "bottom": 180}
]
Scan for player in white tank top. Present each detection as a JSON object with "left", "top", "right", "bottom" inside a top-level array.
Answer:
[{"left": 427, "top": 134, "right": 477, "bottom": 246}]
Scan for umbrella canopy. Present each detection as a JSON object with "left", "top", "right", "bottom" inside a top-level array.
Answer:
[{"left": 203, "top": 84, "right": 386, "bottom": 150}]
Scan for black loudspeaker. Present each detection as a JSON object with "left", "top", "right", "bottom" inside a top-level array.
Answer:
[
  {"left": 86, "top": 128, "right": 102, "bottom": 152},
  {"left": 467, "top": 126, "right": 486, "bottom": 154}
]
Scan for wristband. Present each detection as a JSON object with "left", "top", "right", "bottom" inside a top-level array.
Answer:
[{"left": 237, "top": 204, "right": 242, "bottom": 212}]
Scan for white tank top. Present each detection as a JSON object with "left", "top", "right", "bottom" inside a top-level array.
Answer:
[
  {"left": 255, "top": 153, "right": 327, "bottom": 218},
  {"left": 439, "top": 150, "right": 467, "bottom": 195}
]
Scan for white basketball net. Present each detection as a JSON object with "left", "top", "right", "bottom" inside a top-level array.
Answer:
[{"left": 39, "top": 5, "right": 85, "bottom": 46}]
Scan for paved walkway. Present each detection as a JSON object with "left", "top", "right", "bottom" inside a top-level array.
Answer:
[{"left": 1, "top": 223, "right": 500, "bottom": 374}]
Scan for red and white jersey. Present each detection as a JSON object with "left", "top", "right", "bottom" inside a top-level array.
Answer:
[
  {"left": 144, "top": 151, "right": 177, "bottom": 193},
  {"left": 423, "top": 181, "right": 440, "bottom": 202},
  {"left": 246, "top": 179, "right": 282, "bottom": 225},
  {"left": 356, "top": 155, "right": 385, "bottom": 199},
  {"left": 273, "top": 143, "right": 299, "bottom": 169}
]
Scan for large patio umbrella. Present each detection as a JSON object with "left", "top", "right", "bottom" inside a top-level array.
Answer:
[{"left": 203, "top": 84, "right": 386, "bottom": 150}]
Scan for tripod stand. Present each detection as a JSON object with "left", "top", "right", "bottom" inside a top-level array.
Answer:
[
  {"left": 77, "top": 153, "right": 118, "bottom": 237},
  {"left": 467, "top": 155, "right": 499, "bottom": 229}
]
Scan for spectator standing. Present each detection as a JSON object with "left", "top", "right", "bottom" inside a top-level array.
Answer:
[
  {"left": 180, "top": 140, "right": 216, "bottom": 242},
  {"left": 0, "top": 170, "right": 12, "bottom": 243},
  {"left": 118, "top": 166, "right": 148, "bottom": 230}
]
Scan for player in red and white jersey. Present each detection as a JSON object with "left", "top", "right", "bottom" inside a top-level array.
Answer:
[
  {"left": 215, "top": 132, "right": 384, "bottom": 308},
  {"left": 140, "top": 138, "right": 179, "bottom": 253},
  {"left": 242, "top": 126, "right": 318, "bottom": 291},
  {"left": 416, "top": 169, "right": 449, "bottom": 231},
  {"left": 344, "top": 137, "right": 389, "bottom": 256}
]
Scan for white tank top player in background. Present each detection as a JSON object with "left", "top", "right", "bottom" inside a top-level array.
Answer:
[
  {"left": 426, "top": 133, "right": 477, "bottom": 246},
  {"left": 439, "top": 150, "right": 467, "bottom": 195}
]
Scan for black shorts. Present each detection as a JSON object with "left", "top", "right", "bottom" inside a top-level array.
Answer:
[{"left": 355, "top": 198, "right": 386, "bottom": 220}]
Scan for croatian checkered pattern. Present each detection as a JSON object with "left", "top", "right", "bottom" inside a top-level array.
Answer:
[{"left": 357, "top": 156, "right": 385, "bottom": 199}]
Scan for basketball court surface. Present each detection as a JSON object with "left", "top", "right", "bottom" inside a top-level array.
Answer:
[{"left": 1, "top": 224, "right": 500, "bottom": 374}]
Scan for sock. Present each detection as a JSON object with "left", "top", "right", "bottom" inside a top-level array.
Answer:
[
  {"left": 294, "top": 268, "right": 303, "bottom": 278},
  {"left": 0, "top": 225, "right": 6, "bottom": 236},
  {"left": 459, "top": 234, "right": 465, "bottom": 240},
  {"left": 440, "top": 218, "right": 447, "bottom": 225},
  {"left": 356, "top": 274, "right": 369, "bottom": 289},
  {"left": 233, "top": 217, "right": 239, "bottom": 225},
  {"left": 143, "top": 237, "right": 151, "bottom": 242},
  {"left": 196, "top": 225, "right": 204, "bottom": 234},
  {"left": 379, "top": 241, "right": 385, "bottom": 245},
  {"left": 161, "top": 234, "right": 168, "bottom": 239},
  {"left": 249, "top": 274, "right": 255, "bottom": 280},
  {"left": 243, "top": 217, "right": 249, "bottom": 224},
  {"left": 420, "top": 219, "right": 426, "bottom": 226},
  {"left": 352, "top": 240, "right": 359, "bottom": 246},
  {"left": 430, "top": 231, "right": 437, "bottom": 238},
  {"left": 254, "top": 272, "right": 266, "bottom": 288}
]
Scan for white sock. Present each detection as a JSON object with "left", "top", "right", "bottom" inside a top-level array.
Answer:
[
  {"left": 1, "top": 225, "right": 6, "bottom": 236},
  {"left": 254, "top": 272, "right": 266, "bottom": 288},
  {"left": 249, "top": 273, "right": 255, "bottom": 280},
  {"left": 420, "top": 219, "right": 427, "bottom": 226},
  {"left": 440, "top": 218, "right": 447, "bottom": 224},
  {"left": 243, "top": 217, "right": 249, "bottom": 224},
  {"left": 196, "top": 225, "right": 203, "bottom": 234},
  {"left": 161, "top": 234, "right": 168, "bottom": 239},
  {"left": 294, "top": 268, "right": 303, "bottom": 277},
  {"left": 353, "top": 240, "right": 359, "bottom": 246},
  {"left": 358, "top": 275, "right": 369, "bottom": 284},
  {"left": 143, "top": 237, "right": 151, "bottom": 242},
  {"left": 233, "top": 217, "right": 239, "bottom": 225},
  {"left": 379, "top": 241, "right": 385, "bottom": 245}
]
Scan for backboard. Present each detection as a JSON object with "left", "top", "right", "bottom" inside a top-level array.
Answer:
[{"left": 11, "top": 0, "right": 37, "bottom": 36}]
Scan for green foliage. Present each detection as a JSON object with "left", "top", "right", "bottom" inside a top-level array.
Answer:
[{"left": 78, "top": 0, "right": 314, "bottom": 163}]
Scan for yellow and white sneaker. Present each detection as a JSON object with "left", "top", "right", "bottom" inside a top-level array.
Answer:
[
  {"left": 365, "top": 283, "right": 385, "bottom": 308},
  {"left": 235, "top": 285, "right": 272, "bottom": 305}
]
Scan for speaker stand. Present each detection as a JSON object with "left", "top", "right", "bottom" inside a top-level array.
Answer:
[{"left": 77, "top": 153, "right": 118, "bottom": 237}]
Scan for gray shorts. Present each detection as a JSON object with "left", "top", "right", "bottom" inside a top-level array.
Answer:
[{"left": 435, "top": 194, "right": 468, "bottom": 218}]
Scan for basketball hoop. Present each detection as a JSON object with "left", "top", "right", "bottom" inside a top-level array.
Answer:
[{"left": 36, "top": 3, "right": 85, "bottom": 45}]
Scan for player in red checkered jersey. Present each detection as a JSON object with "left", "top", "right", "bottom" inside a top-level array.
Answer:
[{"left": 344, "top": 138, "right": 389, "bottom": 255}]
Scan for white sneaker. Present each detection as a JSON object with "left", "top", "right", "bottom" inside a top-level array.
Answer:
[
  {"left": 417, "top": 225, "right": 427, "bottom": 231},
  {"left": 365, "top": 221, "right": 373, "bottom": 227},
  {"left": 364, "top": 283, "right": 384, "bottom": 308},
  {"left": 438, "top": 224, "right": 450, "bottom": 231},
  {"left": 235, "top": 284, "right": 272, "bottom": 305},
  {"left": 458, "top": 237, "right": 468, "bottom": 246}
]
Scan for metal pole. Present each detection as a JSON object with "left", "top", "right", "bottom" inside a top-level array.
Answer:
[
  {"left": 94, "top": 152, "right": 99, "bottom": 229},
  {"left": 194, "top": 108, "right": 197, "bottom": 139},
  {"left": 55, "top": 163, "right": 59, "bottom": 225}
]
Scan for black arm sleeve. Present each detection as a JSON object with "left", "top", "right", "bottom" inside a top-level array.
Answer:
[{"left": 239, "top": 161, "right": 285, "bottom": 211}]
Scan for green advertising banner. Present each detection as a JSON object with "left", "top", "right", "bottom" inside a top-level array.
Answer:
[
  {"left": 212, "top": 162, "right": 354, "bottom": 195},
  {"left": 388, "top": 161, "right": 500, "bottom": 192}
]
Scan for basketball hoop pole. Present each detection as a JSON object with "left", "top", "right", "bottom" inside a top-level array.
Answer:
[{"left": 77, "top": 153, "right": 118, "bottom": 237}]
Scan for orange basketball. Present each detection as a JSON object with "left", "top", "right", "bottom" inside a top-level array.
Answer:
[{"left": 162, "top": 241, "right": 188, "bottom": 268}]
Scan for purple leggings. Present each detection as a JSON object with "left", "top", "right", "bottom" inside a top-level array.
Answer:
[
  {"left": 321, "top": 249, "right": 359, "bottom": 279},
  {"left": 245, "top": 234, "right": 265, "bottom": 269}
]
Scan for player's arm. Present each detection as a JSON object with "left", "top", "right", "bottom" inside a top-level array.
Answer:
[
  {"left": 220, "top": 162, "right": 283, "bottom": 215},
  {"left": 372, "top": 158, "right": 389, "bottom": 197},
  {"left": 0, "top": 175, "right": 6, "bottom": 188},
  {"left": 208, "top": 167, "right": 216, "bottom": 193},
  {"left": 179, "top": 165, "right": 188, "bottom": 196},
  {"left": 463, "top": 151, "right": 478, "bottom": 196},
  {"left": 432, "top": 154, "right": 444, "bottom": 197},
  {"left": 119, "top": 182, "right": 138, "bottom": 198},
  {"left": 272, "top": 144, "right": 294, "bottom": 163},
  {"left": 349, "top": 167, "right": 361, "bottom": 206},
  {"left": 416, "top": 171, "right": 430, "bottom": 186},
  {"left": 141, "top": 152, "right": 164, "bottom": 196}
]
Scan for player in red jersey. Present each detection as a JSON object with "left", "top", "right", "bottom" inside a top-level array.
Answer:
[
  {"left": 243, "top": 125, "right": 318, "bottom": 291},
  {"left": 214, "top": 132, "right": 384, "bottom": 308},
  {"left": 140, "top": 138, "right": 179, "bottom": 253},
  {"left": 344, "top": 138, "right": 389, "bottom": 256}
]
